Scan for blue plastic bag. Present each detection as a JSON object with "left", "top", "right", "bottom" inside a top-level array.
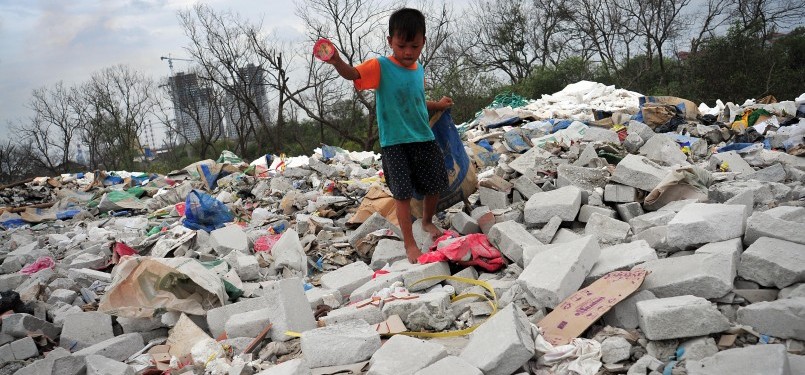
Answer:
[{"left": 183, "top": 190, "right": 234, "bottom": 232}]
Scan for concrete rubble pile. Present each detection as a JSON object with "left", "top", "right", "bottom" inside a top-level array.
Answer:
[{"left": 1, "top": 81, "right": 804, "bottom": 375}]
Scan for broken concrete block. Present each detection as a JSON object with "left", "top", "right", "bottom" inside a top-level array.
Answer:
[
  {"left": 86, "top": 354, "right": 135, "bottom": 375},
  {"left": 604, "top": 184, "right": 638, "bottom": 203},
  {"left": 578, "top": 205, "right": 617, "bottom": 223},
  {"left": 370, "top": 239, "right": 408, "bottom": 269},
  {"left": 471, "top": 207, "right": 496, "bottom": 234},
  {"left": 225, "top": 308, "right": 271, "bottom": 338},
  {"left": 744, "top": 207, "right": 805, "bottom": 246},
  {"left": 46, "top": 288, "right": 78, "bottom": 305},
  {"left": 737, "top": 298, "right": 805, "bottom": 340},
  {"left": 634, "top": 225, "right": 669, "bottom": 250},
  {"left": 51, "top": 355, "right": 87, "bottom": 375},
  {"left": 603, "top": 290, "right": 656, "bottom": 329},
  {"left": 746, "top": 162, "right": 787, "bottom": 182},
  {"left": 451, "top": 212, "right": 481, "bottom": 235},
  {"left": 611, "top": 154, "right": 669, "bottom": 192},
  {"left": 2, "top": 313, "right": 61, "bottom": 340},
  {"left": 710, "top": 151, "right": 755, "bottom": 175},
  {"left": 666, "top": 203, "right": 745, "bottom": 250},
  {"left": 524, "top": 186, "right": 582, "bottom": 225},
  {"left": 227, "top": 253, "right": 260, "bottom": 281},
  {"left": 301, "top": 320, "right": 381, "bottom": 368},
  {"left": 533, "top": 215, "right": 562, "bottom": 243},
  {"left": 636, "top": 295, "right": 730, "bottom": 340},
  {"left": 320, "top": 261, "right": 374, "bottom": 297},
  {"left": 517, "top": 236, "right": 601, "bottom": 309},
  {"left": 679, "top": 337, "right": 719, "bottom": 361},
  {"left": 381, "top": 291, "right": 452, "bottom": 331},
  {"left": 414, "top": 356, "right": 482, "bottom": 375},
  {"left": 626, "top": 354, "right": 664, "bottom": 375},
  {"left": 479, "top": 186, "right": 509, "bottom": 210},
  {"left": 9, "top": 336, "right": 38, "bottom": 360},
  {"left": 368, "top": 334, "right": 448, "bottom": 375},
  {"left": 13, "top": 347, "right": 71, "bottom": 375},
  {"left": 724, "top": 189, "right": 754, "bottom": 222},
  {"left": 551, "top": 228, "right": 583, "bottom": 244},
  {"left": 738, "top": 237, "right": 805, "bottom": 288},
  {"left": 269, "top": 229, "right": 308, "bottom": 275},
  {"left": 556, "top": 164, "right": 609, "bottom": 191},
  {"left": 585, "top": 213, "right": 631, "bottom": 245},
  {"left": 349, "top": 272, "right": 404, "bottom": 303},
  {"left": 601, "top": 336, "right": 631, "bottom": 364},
  {"left": 59, "top": 311, "right": 114, "bottom": 351},
  {"left": 349, "top": 213, "right": 403, "bottom": 249},
  {"left": 686, "top": 344, "right": 791, "bottom": 375},
  {"left": 586, "top": 240, "right": 657, "bottom": 284},
  {"left": 208, "top": 278, "right": 316, "bottom": 342},
  {"left": 695, "top": 238, "right": 743, "bottom": 269},
  {"left": 402, "top": 262, "right": 451, "bottom": 292},
  {"left": 780, "top": 283, "right": 805, "bottom": 299},
  {"left": 488, "top": 220, "right": 541, "bottom": 266},
  {"left": 321, "top": 303, "right": 385, "bottom": 326},
  {"left": 616, "top": 202, "right": 644, "bottom": 222},
  {"left": 636, "top": 252, "right": 735, "bottom": 299},
  {"left": 72, "top": 333, "right": 144, "bottom": 361},
  {"left": 306, "top": 287, "right": 343, "bottom": 309},
  {"left": 513, "top": 176, "right": 542, "bottom": 199},
  {"left": 116, "top": 317, "right": 165, "bottom": 334},
  {"left": 459, "top": 305, "right": 535, "bottom": 375},
  {"left": 640, "top": 133, "right": 689, "bottom": 166},
  {"left": 210, "top": 225, "right": 249, "bottom": 255}
]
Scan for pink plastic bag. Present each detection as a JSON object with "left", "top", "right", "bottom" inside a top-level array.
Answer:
[
  {"left": 19, "top": 256, "right": 55, "bottom": 275},
  {"left": 254, "top": 234, "right": 283, "bottom": 253},
  {"left": 417, "top": 231, "right": 505, "bottom": 272}
]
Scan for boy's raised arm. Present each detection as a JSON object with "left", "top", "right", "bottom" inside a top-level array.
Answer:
[{"left": 325, "top": 49, "right": 360, "bottom": 81}]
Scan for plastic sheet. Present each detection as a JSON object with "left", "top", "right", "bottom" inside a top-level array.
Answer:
[
  {"left": 183, "top": 190, "right": 234, "bottom": 232},
  {"left": 418, "top": 231, "right": 505, "bottom": 272},
  {"left": 19, "top": 256, "right": 56, "bottom": 275}
]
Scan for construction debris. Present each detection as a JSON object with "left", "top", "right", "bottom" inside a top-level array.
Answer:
[{"left": 1, "top": 81, "right": 804, "bottom": 374}]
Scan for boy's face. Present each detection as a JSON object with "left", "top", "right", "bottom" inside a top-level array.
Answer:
[{"left": 387, "top": 32, "right": 425, "bottom": 67}]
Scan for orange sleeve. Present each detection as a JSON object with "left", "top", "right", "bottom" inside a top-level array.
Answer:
[{"left": 354, "top": 58, "right": 380, "bottom": 91}]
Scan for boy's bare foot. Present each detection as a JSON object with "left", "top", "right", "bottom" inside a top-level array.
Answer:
[
  {"left": 405, "top": 244, "right": 422, "bottom": 263},
  {"left": 422, "top": 222, "right": 443, "bottom": 241}
]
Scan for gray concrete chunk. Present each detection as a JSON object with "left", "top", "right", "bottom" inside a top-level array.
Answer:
[
  {"left": 635, "top": 252, "right": 735, "bottom": 299},
  {"left": 459, "top": 305, "right": 535, "bottom": 375},
  {"left": 488, "top": 220, "right": 542, "bottom": 266},
  {"left": 611, "top": 154, "right": 669, "bottom": 192},
  {"left": 414, "top": 356, "right": 482, "bottom": 375},
  {"left": 225, "top": 308, "right": 271, "bottom": 338},
  {"left": 301, "top": 320, "right": 381, "bottom": 368},
  {"left": 371, "top": 239, "right": 407, "bottom": 270},
  {"left": 72, "top": 333, "right": 144, "bottom": 361},
  {"left": 586, "top": 240, "right": 657, "bottom": 284},
  {"left": 320, "top": 261, "right": 374, "bottom": 297},
  {"left": 86, "top": 354, "right": 135, "bottom": 375},
  {"left": 524, "top": 186, "right": 582, "bottom": 225},
  {"left": 636, "top": 295, "right": 730, "bottom": 340},
  {"left": 738, "top": 237, "right": 805, "bottom": 288},
  {"left": 59, "top": 312, "right": 114, "bottom": 351},
  {"left": 368, "top": 334, "right": 448, "bottom": 375},
  {"left": 603, "top": 290, "right": 656, "bottom": 330},
  {"left": 737, "top": 298, "right": 805, "bottom": 340},
  {"left": 686, "top": 344, "right": 791, "bottom": 375},
  {"left": 517, "top": 235, "right": 601, "bottom": 309},
  {"left": 666, "top": 203, "right": 745, "bottom": 250},
  {"left": 210, "top": 225, "right": 249, "bottom": 255},
  {"left": 349, "top": 213, "right": 403, "bottom": 248},
  {"left": 745, "top": 207, "right": 805, "bottom": 246},
  {"left": 585, "top": 213, "right": 631, "bottom": 246},
  {"left": 451, "top": 212, "right": 481, "bottom": 235},
  {"left": 479, "top": 186, "right": 509, "bottom": 210}
]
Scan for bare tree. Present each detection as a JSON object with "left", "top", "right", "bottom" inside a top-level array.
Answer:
[
  {"left": 730, "top": 0, "right": 805, "bottom": 40},
  {"left": 0, "top": 139, "right": 34, "bottom": 183},
  {"left": 689, "top": 0, "right": 732, "bottom": 53},
  {"left": 84, "top": 65, "right": 156, "bottom": 170},
  {"left": 178, "top": 4, "right": 274, "bottom": 156}
]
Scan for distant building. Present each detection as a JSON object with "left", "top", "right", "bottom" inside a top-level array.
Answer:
[
  {"left": 224, "top": 64, "right": 270, "bottom": 139},
  {"left": 168, "top": 72, "right": 224, "bottom": 143}
]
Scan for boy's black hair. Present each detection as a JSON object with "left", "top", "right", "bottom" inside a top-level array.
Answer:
[{"left": 388, "top": 8, "right": 426, "bottom": 41}]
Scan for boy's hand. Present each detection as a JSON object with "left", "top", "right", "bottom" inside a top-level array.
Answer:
[
  {"left": 323, "top": 48, "right": 341, "bottom": 65},
  {"left": 436, "top": 96, "right": 453, "bottom": 110}
]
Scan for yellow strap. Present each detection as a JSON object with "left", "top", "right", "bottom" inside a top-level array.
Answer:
[{"left": 284, "top": 275, "right": 500, "bottom": 339}]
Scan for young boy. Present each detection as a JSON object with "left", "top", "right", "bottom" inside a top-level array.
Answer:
[{"left": 324, "top": 8, "right": 453, "bottom": 262}]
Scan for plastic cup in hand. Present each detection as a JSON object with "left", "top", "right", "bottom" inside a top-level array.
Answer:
[{"left": 313, "top": 38, "right": 335, "bottom": 61}]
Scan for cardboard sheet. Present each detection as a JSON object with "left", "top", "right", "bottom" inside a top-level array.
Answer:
[{"left": 538, "top": 269, "right": 648, "bottom": 345}]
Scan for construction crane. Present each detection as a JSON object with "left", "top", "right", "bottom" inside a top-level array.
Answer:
[{"left": 160, "top": 54, "right": 194, "bottom": 75}]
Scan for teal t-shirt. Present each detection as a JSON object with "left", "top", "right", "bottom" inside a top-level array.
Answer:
[{"left": 375, "top": 57, "right": 434, "bottom": 147}]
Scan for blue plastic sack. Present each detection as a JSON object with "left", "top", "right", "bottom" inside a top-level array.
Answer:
[
  {"left": 183, "top": 190, "right": 234, "bottom": 232},
  {"left": 476, "top": 139, "right": 494, "bottom": 151},
  {"left": 412, "top": 109, "right": 477, "bottom": 213}
]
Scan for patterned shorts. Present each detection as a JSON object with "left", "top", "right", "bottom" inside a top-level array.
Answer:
[{"left": 381, "top": 140, "right": 449, "bottom": 200}]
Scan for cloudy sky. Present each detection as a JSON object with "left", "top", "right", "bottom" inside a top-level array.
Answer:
[{"left": 0, "top": 0, "right": 306, "bottom": 138}]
